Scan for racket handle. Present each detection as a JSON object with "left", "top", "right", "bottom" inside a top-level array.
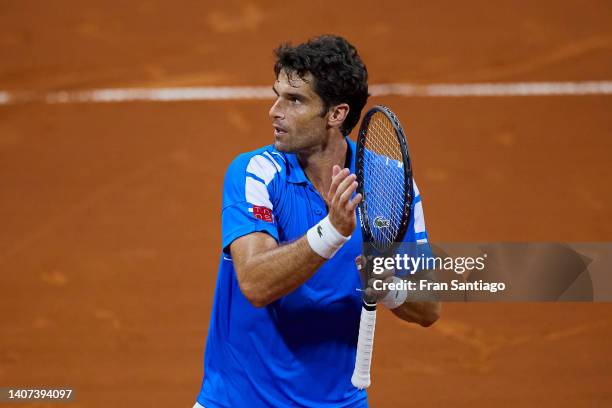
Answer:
[{"left": 351, "top": 303, "right": 377, "bottom": 389}]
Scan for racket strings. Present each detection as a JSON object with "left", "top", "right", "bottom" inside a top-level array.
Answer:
[{"left": 362, "top": 113, "right": 406, "bottom": 249}]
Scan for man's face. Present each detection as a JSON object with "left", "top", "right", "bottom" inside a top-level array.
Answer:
[{"left": 269, "top": 69, "right": 329, "bottom": 153}]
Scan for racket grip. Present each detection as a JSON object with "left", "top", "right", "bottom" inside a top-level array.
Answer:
[{"left": 351, "top": 303, "right": 377, "bottom": 389}]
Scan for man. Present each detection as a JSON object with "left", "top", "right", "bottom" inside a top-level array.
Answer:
[{"left": 195, "top": 35, "right": 439, "bottom": 408}]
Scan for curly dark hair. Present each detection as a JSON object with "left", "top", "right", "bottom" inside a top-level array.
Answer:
[{"left": 274, "top": 35, "right": 369, "bottom": 136}]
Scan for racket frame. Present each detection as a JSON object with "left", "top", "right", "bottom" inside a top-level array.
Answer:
[
  {"left": 351, "top": 105, "right": 414, "bottom": 390},
  {"left": 355, "top": 104, "right": 414, "bottom": 254}
]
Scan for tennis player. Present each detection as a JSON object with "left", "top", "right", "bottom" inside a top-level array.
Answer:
[{"left": 194, "top": 35, "right": 439, "bottom": 408}]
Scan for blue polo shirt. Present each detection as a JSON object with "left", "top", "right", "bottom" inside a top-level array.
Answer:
[{"left": 196, "top": 137, "right": 429, "bottom": 408}]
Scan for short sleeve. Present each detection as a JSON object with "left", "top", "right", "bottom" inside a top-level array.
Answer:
[
  {"left": 405, "top": 179, "right": 429, "bottom": 244},
  {"left": 389, "top": 179, "right": 431, "bottom": 277},
  {"left": 221, "top": 152, "right": 280, "bottom": 254}
]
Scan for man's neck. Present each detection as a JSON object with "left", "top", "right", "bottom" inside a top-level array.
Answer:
[{"left": 297, "top": 133, "right": 348, "bottom": 199}]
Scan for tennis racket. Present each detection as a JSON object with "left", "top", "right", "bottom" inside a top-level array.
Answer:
[{"left": 351, "top": 105, "right": 413, "bottom": 389}]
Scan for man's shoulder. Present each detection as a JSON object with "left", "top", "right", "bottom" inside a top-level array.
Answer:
[
  {"left": 225, "top": 145, "right": 288, "bottom": 186},
  {"left": 230, "top": 145, "right": 287, "bottom": 166}
]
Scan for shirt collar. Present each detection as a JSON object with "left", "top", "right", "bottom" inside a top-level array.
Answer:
[{"left": 285, "top": 136, "right": 356, "bottom": 184}]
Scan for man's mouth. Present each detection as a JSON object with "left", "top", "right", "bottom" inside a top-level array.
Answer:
[{"left": 273, "top": 124, "right": 288, "bottom": 137}]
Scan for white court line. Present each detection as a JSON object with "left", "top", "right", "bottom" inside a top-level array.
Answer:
[
  {"left": 1, "top": 81, "right": 611, "bottom": 105},
  {"left": 370, "top": 81, "right": 612, "bottom": 97},
  {"left": 0, "top": 91, "right": 10, "bottom": 104}
]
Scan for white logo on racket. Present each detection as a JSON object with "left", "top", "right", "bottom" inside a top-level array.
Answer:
[{"left": 373, "top": 216, "right": 390, "bottom": 229}]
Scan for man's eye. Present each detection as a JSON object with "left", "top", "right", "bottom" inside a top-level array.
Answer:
[{"left": 289, "top": 97, "right": 300, "bottom": 103}]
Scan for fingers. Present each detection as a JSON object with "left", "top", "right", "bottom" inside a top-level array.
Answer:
[
  {"left": 338, "top": 179, "right": 358, "bottom": 207},
  {"left": 328, "top": 167, "right": 361, "bottom": 211},
  {"left": 356, "top": 255, "right": 365, "bottom": 284},
  {"left": 327, "top": 167, "right": 360, "bottom": 236},
  {"left": 368, "top": 277, "right": 393, "bottom": 290},
  {"left": 347, "top": 193, "right": 362, "bottom": 212},
  {"left": 355, "top": 255, "right": 363, "bottom": 270},
  {"left": 332, "top": 164, "right": 341, "bottom": 178},
  {"left": 364, "top": 287, "right": 376, "bottom": 300},
  {"left": 366, "top": 276, "right": 396, "bottom": 301},
  {"left": 359, "top": 255, "right": 396, "bottom": 302},
  {"left": 328, "top": 167, "right": 349, "bottom": 200},
  {"left": 333, "top": 172, "right": 355, "bottom": 204}
]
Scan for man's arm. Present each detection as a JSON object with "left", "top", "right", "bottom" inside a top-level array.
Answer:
[
  {"left": 391, "top": 266, "right": 441, "bottom": 326},
  {"left": 390, "top": 300, "right": 440, "bottom": 327},
  {"left": 231, "top": 233, "right": 325, "bottom": 307},
  {"left": 358, "top": 256, "right": 440, "bottom": 327},
  {"left": 231, "top": 166, "right": 362, "bottom": 308}
]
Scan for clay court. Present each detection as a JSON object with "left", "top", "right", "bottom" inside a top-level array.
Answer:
[{"left": 1, "top": 1, "right": 612, "bottom": 406}]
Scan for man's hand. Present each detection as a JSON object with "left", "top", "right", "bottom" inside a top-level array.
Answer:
[
  {"left": 355, "top": 255, "right": 441, "bottom": 326},
  {"left": 232, "top": 166, "right": 362, "bottom": 308},
  {"left": 355, "top": 255, "right": 396, "bottom": 303},
  {"left": 326, "top": 165, "right": 362, "bottom": 236}
]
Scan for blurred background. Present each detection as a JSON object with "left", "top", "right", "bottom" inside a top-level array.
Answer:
[{"left": 1, "top": 1, "right": 611, "bottom": 406}]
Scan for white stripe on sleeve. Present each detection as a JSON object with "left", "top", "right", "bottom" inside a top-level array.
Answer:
[
  {"left": 245, "top": 177, "right": 273, "bottom": 208},
  {"left": 413, "top": 201, "right": 426, "bottom": 233},
  {"left": 413, "top": 180, "right": 420, "bottom": 197},
  {"left": 263, "top": 151, "right": 282, "bottom": 172},
  {"left": 412, "top": 180, "right": 426, "bottom": 234},
  {"left": 246, "top": 155, "right": 278, "bottom": 185}
]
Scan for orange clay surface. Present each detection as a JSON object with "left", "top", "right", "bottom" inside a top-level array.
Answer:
[{"left": 1, "top": 1, "right": 612, "bottom": 407}]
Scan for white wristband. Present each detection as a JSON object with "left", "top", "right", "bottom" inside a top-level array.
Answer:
[
  {"left": 306, "top": 216, "right": 351, "bottom": 259},
  {"left": 380, "top": 276, "right": 408, "bottom": 309}
]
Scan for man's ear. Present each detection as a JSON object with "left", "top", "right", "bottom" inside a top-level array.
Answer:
[{"left": 327, "top": 103, "right": 350, "bottom": 130}]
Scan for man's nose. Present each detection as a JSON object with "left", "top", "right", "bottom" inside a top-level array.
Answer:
[{"left": 269, "top": 98, "right": 284, "bottom": 120}]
